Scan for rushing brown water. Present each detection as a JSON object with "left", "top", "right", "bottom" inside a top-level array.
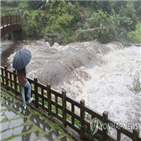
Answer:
[
  {"left": 5, "top": 39, "right": 115, "bottom": 87},
  {"left": 1, "top": 40, "right": 28, "bottom": 70},
  {"left": 1, "top": 39, "right": 141, "bottom": 139}
]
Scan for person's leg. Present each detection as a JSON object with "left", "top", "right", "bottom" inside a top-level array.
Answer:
[
  {"left": 24, "top": 81, "right": 31, "bottom": 100},
  {"left": 21, "top": 86, "right": 26, "bottom": 106}
]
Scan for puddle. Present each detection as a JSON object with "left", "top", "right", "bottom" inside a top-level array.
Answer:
[
  {"left": 30, "top": 114, "right": 51, "bottom": 132},
  {"left": 0, "top": 93, "right": 73, "bottom": 141},
  {"left": 39, "top": 130, "right": 62, "bottom": 141},
  {"left": 0, "top": 103, "right": 7, "bottom": 110},
  {"left": 4, "top": 109, "right": 20, "bottom": 120},
  {"left": 1, "top": 98, "right": 14, "bottom": 109},
  {"left": 0, "top": 121, "right": 9, "bottom": 132},
  {"left": 1, "top": 124, "right": 33, "bottom": 140},
  {"left": 59, "top": 136, "right": 70, "bottom": 141},
  {"left": 12, "top": 102, "right": 30, "bottom": 116},
  {"left": 13, "top": 124, "right": 33, "bottom": 135},
  {"left": 9, "top": 131, "right": 39, "bottom": 141},
  {"left": 3, "top": 96, "right": 14, "bottom": 103},
  {"left": 0, "top": 115, "right": 5, "bottom": 122},
  {"left": 9, "top": 117, "right": 27, "bottom": 128}
]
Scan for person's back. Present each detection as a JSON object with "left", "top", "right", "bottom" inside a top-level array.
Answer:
[
  {"left": 17, "top": 68, "right": 27, "bottom": 86},
  {"left": 17, "top": 67, "right": 33, "bottom": 109}
]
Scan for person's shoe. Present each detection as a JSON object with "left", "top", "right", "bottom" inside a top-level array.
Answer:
[
  {"left": 29, "top": 97, "right": 34, "bottom": 103},
  {"left": 24, "top": 105, "right": 26, "bottom": 110}
]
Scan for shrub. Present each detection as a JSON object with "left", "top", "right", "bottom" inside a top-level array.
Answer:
[
  {"left": 43, "top": 1, "right": 80, "bottom": 44},
  {"left": 21, "top": 10, "right": 47, "bottom": 38},
  {"left": 127, "top": 70, "right": 141, "bottom": 94},
  {"left": 128, "top": 23, "right": 141, "bottom": 43},
  {"left": 84, "top": 10, "right": 115, "bottom": 43}
]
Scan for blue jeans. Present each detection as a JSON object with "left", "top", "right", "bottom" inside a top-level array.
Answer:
[{"left": 21, "top": 81, "right": 31, "bottom": 106}]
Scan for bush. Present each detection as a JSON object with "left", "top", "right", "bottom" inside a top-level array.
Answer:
[
  {"left": 43, "top": 1, "right": 80, "bottom": 44},
  {"left": 127, "top": 70, "right": 141, "bottom": 94},
  {"left": 21, "top": 10, "right": 47, "bottom": 38},
  {"left": 128, "top": 23, "right": 141, "bottom": 43},
  {"left": 78, "top": 10, "right": 115, "bottom": 43}
]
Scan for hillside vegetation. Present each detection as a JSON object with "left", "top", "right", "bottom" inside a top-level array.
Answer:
[{"left": 1, "top": 1, "right": 141, "bottom": 45}]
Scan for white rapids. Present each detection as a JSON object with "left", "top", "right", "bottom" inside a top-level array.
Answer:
[
  {"left": 59, "top": 44, "right": 141, "bottom": 140},
  {"left": 6, "top": 39, "right": 141, "bottom": 139}
]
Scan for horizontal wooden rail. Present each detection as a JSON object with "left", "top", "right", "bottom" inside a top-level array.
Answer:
[
  {"left": 0, "top": 66, "right": 141, "bottom": 141},
  {"left": 1, "top": 15, "right": 21, "bottom": 26},
  {"left": 1, "top": 15, "right": 21, "bottom": 37}
]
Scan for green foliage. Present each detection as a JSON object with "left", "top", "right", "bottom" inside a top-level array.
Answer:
[
  {"left": 22, "top": 10, "right": 47, "bottom": 38},
  {"left": 43, "top": 1, "right": 80, "bottom": 44},
  {"left": 112, "top": 1, "right": 127, "bottom": 14},
  {"left": 127, "top": 70, "right": 141, "bottom": 94},
  {"left": 128, "top": 23, "right": 141, "bottom": 43},
  {"left": 134, "top": 1, "right": 141, "bottom": 19},
  {"left": 1, "top": 1, "right": 140, "bottom": 44},
  {"left": 1, "top": 1, "right": 29, "bottom": 16},
  {"left": 84, "top": 10, "right": 115, "bottom": 43},
  {"left": 84, "top": 22, "right": 90, "bottom": 30},
  {"left": 56, "top": 13, "right": 74, "bottom": 28},
  {"left": 119, "top": 2, "right": 137, "bottom": 31},
  {"left": 27, "top": 0, "right": 41, "bottom": 10},
  {"left": 18, "top": 2, "right": 29, "bottom": 9}
]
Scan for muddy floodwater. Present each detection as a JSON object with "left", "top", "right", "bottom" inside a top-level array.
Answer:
[{"left": 1, "top": 39, "right": 141, "bottom": 140}]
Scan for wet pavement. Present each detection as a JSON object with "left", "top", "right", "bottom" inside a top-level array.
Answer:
[{"left": 0, "top": 90, "right": 74, "bottom": 141}]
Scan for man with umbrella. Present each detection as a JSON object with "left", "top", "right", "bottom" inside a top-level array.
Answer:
[{"left": 13, "top": 49, "right": 34, "bottom": 109}]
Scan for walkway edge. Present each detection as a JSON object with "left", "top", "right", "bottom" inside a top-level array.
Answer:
[{"left": 1, "top": 85, "right": 81, "bottom": 141}]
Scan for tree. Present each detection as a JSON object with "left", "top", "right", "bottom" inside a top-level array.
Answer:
[
  {"left": 28, "top": 0, "right": 42, "bottom": 10},
  {"left": 134, "top": 1, "right": 141, "bottom": 19},
  {"left": 96, "top": 1, "right": 113, "bottom": 14},
  {"left": 119, "top": 2, "right": 138, "bottom": 31},
  {"left": 112, "top": 1, "right": 127, "bottom": 14}
]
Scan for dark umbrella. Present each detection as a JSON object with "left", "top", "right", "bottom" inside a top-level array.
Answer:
[{"left": 13, "top": 49, "right": 31, "bottom": 70}]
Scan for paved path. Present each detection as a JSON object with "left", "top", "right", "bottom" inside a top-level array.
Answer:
[{"left": 0, "top": 90, "right": 74, "bottom": 141}]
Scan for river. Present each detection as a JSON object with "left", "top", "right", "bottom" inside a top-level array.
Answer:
[{"left": 1, "top": 39, "right": 141, "bottom": 140}]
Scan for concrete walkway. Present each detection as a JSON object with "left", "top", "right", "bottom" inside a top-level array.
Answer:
[{"left": 0, "top": 90, "right": 74, "bottom": 141}]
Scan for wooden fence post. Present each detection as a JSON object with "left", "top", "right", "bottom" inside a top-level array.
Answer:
[
  {"left": 0, "top": 68, "right": 2, "bottom": 86},
  {"left": 80, "top": 99, "right": 85, "bottom": 140},
  {"left": 133, "top": 127, "right": 139, "bottom": 141},
  {"left": 47, "top": 83, "right": 51, "bottom": 115},
  {"left": 9, "top": 15, "right": 12, "bottom": 31},
  {"left": 62, "top": 90, "right": 66, "bottom": 127},
  {"left": 16, "top": 15, "right": 17, "bottom": 24},
  {"left": 102, "top": 111, "right": 108, "bottom": 141},
  {"left": 13, "top": 70, "right": 17, "bottom": 91},
  {"left": 34, "top": 78, "right": 38, "bottom": 108},
  {"left": 2, "top": 17, "right": 4, "bottom": 36},
  {"left": 1, "top": 68, "right": 4, "bottom": 84},
  {"left": 4, "top": 66, "right": 8, "bottom": 86},
  {"left": 117, "top": 129, "right": 121, "bottom": 141}
]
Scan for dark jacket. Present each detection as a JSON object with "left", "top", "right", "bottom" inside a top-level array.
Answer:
[{"left": 17, "top": 68, "right": 27, "bottom": 86}]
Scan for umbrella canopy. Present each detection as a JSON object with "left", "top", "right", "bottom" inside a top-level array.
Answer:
[{"left": 13, "top": 49, "right": 31, "bottom": 70}]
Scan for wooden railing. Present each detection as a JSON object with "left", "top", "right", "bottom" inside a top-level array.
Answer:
[
  {"left": 1, "top": 15, "right": 21, "bottom": 37},
  {"left": 0, "top": 66, "right": 141, "bottom": 141}
]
